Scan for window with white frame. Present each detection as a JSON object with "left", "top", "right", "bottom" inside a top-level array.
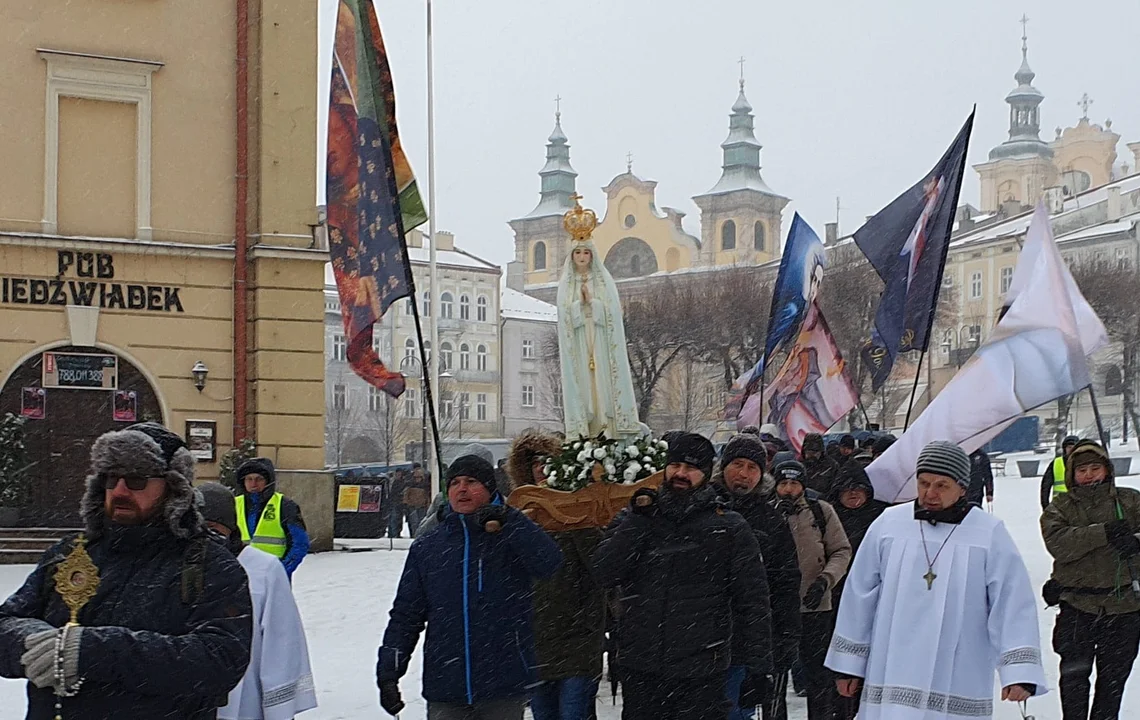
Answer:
[
  {"left": 422, "top": 291, "right": 431, "bottom": 317},
  {"left": 460, "top": 393, "right": 471, "bottom": 420},
  {"left": 941, "top": 328, "right": 954, "bottom": 356},
  {"left": 333, "top": 334, "right": 347, "bottom": 361},
  {"left": 705, "top": 385, "right": 715, "bottom": 409},
  {"left": 459, "top": 343, "right": 470, "bottom": 370},
  {"left": 522, "top": 339, "right": 534, "bottom": 359},
  {"left": 440, "top": 342, "right": 453, "bottom": 371},
  {"left": 440, "top": 292, "right": 454, "bottom": 319},
  {"left": 477, "top": 344, "right": 488, "bottom": 371},
  {"left": 333, "top": 384, "right": 346, "bottom": 410},
  {"left": 1118, "top": 248, "right": 1132, "bottom": 269},
  {"left": 404, "top": 298, "right": 413, "bottom": 315},
  {"left": 460, "top": 294, "right": 470, "bottom": 320},
  {"left": 404, "top": 337, "right": 416, "bottom": 360},
  {"left": 477, "top": 393, "right": 488, "bottom": 421},
  {"left": 970, "top": 272, "right": 983, "bottom": 300},
  {"left": 522, "top": 385, "right": 535, "bottom": 407},
  {"left": 1000, "top": 267, "right": 1013, "bottom": 294},
  {"left": 552, "top": 382, "right": 563, "bottom": 409},
  {"left": 403, "top": 388, "right": 418, "bottom": 417},
  {"left": 477, "top": 296, "right": 488, "bottom": 322},
  {"left": 442, "top": 399, "right": 454, "bottom": 420},
  {"left": 369, "top": 386, "right": 383, "bottom": 412}
]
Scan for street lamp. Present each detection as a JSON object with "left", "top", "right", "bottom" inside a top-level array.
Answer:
[
  {"left": 940, "top": 327, "right": 980, "bottom": 369},
  {"left": 400, "top": 354, "right": 429, "bottom": 465}
]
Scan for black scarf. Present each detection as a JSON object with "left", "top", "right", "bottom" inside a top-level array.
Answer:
[{"left": 913, "top": 498, "right": 972, "bottom": 525}]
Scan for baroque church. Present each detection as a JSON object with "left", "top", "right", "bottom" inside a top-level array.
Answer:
[{"left": 508, "top": 75, "right": 788, "bottom": 300}]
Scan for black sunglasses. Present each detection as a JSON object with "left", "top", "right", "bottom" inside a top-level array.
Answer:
[{"left": 101, "top": 473, "right": 156, "bottom": 492}]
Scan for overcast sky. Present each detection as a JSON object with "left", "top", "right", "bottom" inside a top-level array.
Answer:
[{"left": 317, "top": 0, "right": 1140, "bottom": 267}]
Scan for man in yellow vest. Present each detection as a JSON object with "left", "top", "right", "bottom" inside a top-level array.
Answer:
[
  {"left": 1040, "top": 435, "right": 1080, "bottom": 511},
  {"left": 236, "top": 458, "right": 310, "bottom": 580}
]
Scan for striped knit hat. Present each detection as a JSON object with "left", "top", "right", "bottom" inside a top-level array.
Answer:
[{"left": 916, "top": 441, "right": 971, "bottom": 488}]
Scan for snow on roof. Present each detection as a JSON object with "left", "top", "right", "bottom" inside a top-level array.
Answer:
[
  {"left": 951, "top": 173, "right": 1140, "bottom": 249},
  {"left": 323, "top": 243, "right": 499, "bottom": 287},
  {"left": 1055, "top": 210, "right": 1140, "bottom": 244},
  {"left": 501, "top": 287, "right": 557, "bottom": 322}
]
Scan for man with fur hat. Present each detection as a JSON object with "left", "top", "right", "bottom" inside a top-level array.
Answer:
[
  {"left": 799, "top": 433, "right": 839, "bottom": 498},
  {"left": 712, "top": 433, "right": 801, "bottom": 720},
  {"left": 236, "top": 457, "right": 310, "bottom": 579},
  {"left": 594, "top": 432, "right": 772, "bottom": 720},
  {"left": 773, "top": 459, "right": 850, "bottom": 720},
  {"left": 1041, "top": 439, "right": 1140, "bottom": 720},
  {"left": 198, "top": 483, "right": 318, "bottom": 720},
  {"left": 507, "top": 429, "right": 605, "bottom": 720},
  {"left": 827, "top": 441, "right": 1046, "bottom": 720},
  {"left": 377, "top": 453, "right": 562, "bottom": 719},
  {"left": 0, "top": 423, "right": 252, "bottom": 719}
]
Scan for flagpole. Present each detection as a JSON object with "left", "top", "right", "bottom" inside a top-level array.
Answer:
[
  {"left": 426, "top": 0, "right": 443, "bottom": 486},
  {"left": 1087, "top": 383, "right": 1109, "bottom": 447},
  {"left": 903, "top": 351, "right": 925, "bottom": 431}
]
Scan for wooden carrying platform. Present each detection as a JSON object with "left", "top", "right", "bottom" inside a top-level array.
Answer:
[{"left": 507, "top": 470, "right": 663, "bottom": 532}]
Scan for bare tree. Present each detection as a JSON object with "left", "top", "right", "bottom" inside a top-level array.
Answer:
[
  {"left": 1070, "top": 259, "right": 1140, "bottom": 436},
  {"left": 324, "top": 372, "right": 363, "bottom": 468},
  {"left": 538, "top": 326, "right": 565, "bottom": 427},
  {"left": 367, "top": 395, "right": 420, "bottom": 466},
  {"left": 622, "top": 279, "right": 696, "bottom": 420},
  {"left": 656, "top": 352, "right": 717, "bottom": 433}
]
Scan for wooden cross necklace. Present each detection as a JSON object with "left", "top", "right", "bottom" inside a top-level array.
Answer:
[{"left": 918, "top": 522, "right": 959, "bottom": 590}]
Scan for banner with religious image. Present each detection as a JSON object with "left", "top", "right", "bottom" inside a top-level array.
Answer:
[
  {"left": 759, "top": 301, "right": 860, "bottom": 452},
  {"left": 326, "top": 0, "right": 427, "bottom": 398}
]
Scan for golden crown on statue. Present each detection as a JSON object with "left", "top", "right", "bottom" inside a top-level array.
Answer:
[{"left": 562, "top": 194, "right": 598, "bottom": 243}]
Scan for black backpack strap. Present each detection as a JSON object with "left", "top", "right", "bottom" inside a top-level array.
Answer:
[
  {"left": 807, "top": 498, "right": 828, "bottom": 537},
  {"left": 181, "top": 536, "right": 209, "bottom": 605}
]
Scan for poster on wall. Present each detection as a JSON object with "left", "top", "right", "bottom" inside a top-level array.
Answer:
[
  {"left": 337, "top": 485, "right": 361, "bottom": 513},
  {"left": 113, "top": 390, "right": 137, "bottom": 422},
  {"left": 185, "top": 420, "right": 217, "bottom": 463},
  {"left": 358, "top": 485, "right": 382, "bottom": 513},
  {"left": 20, "top": 388, "right": 46, "bottom": 420}
]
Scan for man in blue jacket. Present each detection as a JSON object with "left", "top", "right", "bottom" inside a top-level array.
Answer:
[
  {"left": 377, "top": 453, "right": 562, "bottom": 719},
  {"left": 235, "top": 458, "right": 310, "bottom": 580}
]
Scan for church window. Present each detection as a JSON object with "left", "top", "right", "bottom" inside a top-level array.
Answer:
[
  {"left": 533, "top": 241, "right": 547, "bottom": 271},
  {"left": 721, "top": 220, "right": 736, "bottom": 250},
  {"left": 624, "top": 214, "right": 636, "bottom": 229},
  {"left": 754, "top": 222, "right": 766, "bottom": 251}
]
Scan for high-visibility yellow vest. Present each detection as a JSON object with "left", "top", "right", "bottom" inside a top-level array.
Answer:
[
  {"left": 235, "top": 493, "right": 287, "bottom": 558},
  {"left": 1051, "top": 457, "right": 1069, "bottom": 497}
]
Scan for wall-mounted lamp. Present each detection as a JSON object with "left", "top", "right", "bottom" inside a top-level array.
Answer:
[{"left": 191, "top": 361, "right": 209, "bottom": 392}]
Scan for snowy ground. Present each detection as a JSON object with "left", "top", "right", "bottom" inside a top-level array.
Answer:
[{"left": 3, "top": 465, "right": 1140, "bottom": 719}]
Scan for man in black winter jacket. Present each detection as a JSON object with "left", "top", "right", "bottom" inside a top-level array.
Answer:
[
  {"left": 967, "top": 449, "right": 994, "bottom": 507},
  {"left": 0, "top": 423, "right": 252, "bottom": 720},
  {"left": 595, "top": 433, "right": 772, "bottom": 720},
  {"left": 827, "top": 464, "right": 888, "bottom": 601},
  {"left": 800, "top": 433, "right": 840, "bottom": 498},
  {"left": 713, "top": 433, "right": 800, "bottom": 720}
]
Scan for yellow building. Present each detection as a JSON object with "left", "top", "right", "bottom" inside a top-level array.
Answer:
[
  {"left": 974, "top": 26, "right": 1121, "bottom": 214},
  {"left": 511, "top": 78, "right": 786, "bottom": 291},
  {"left": 0, "top": 1, "right": 322, "bottom": 526}
]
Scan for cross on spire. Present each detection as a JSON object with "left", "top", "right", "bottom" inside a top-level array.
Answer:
[
  {"left": 1019, "top": 13, "right": 1029, "bottom": 54},
  {"left": 554, "top": 94, "right": 562, "bottom": 120},
  {"left": 738, "top": 56, "right": 746, "bottom": 89},
  {"left": 1078, "top": 93, "right": 1093, "bottom": 120},
  {"left": 626, "top": 151, "right": 633, "bottom": 174}
]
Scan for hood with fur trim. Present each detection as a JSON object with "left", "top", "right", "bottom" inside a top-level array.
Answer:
[
  {"left": 80, "top": 427, "right": 202, "bottom": 541},
  {"left": 1065, "top": 440, "right": 1114, "bottom": 490},
  {"left": 506, "top": 430, "right": 562, "bottom": 490}
]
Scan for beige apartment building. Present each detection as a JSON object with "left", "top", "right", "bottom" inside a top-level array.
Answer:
[{"left": 0, "top": 2, "right": 323, "bottom": 525}]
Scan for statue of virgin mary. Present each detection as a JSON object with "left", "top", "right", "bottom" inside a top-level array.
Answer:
[{"left": 556, "top": 199, "right": 641, "bottom": 440}]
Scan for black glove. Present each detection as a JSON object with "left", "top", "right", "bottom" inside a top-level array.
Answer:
[
  {"left": 472, "top": 504, "right": 508, "bottom": 533},
  {"left": 630, "top": 488, "right": 658, "bottom": 516},
  {"left": 803, "top": 577, "right": 829, "bottom": 611},
  {"left": 1105, "top": 520, "right": 1140, "bottom": 557},
  {"left": 379, "top": 680, "right": 404, "bottom": 716}
]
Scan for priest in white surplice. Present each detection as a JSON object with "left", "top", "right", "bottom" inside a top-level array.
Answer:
[{"left": 826, "top": 441, "right": 1046, "bottom": 720}]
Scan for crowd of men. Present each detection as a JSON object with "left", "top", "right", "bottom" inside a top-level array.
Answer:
[{"left": 0, "top": 420, "right": 1136, "bottom": 720}]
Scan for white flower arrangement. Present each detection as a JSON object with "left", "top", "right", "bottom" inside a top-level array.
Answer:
[{"left": 543, "top": 433, "right": 670, "bottom": 492}]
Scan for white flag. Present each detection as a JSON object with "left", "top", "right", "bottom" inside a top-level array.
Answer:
[{"left": 868, "top": 203, "right": 1109, "bottom": 502}]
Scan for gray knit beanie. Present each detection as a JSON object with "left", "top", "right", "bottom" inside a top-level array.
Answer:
[{"left": 916, "top": 441, "right": 971, "bottom": 488}]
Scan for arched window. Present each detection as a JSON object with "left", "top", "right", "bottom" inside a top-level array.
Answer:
[
  {"left": 754, "top": 222, "right": 766, "bottom": 251},
  {"left": 721, "top": 220, "right": 736, "bottom": 250},
  {"left": 422, "top": 291, "right": 431, "bottom": 317},
  {"left": 423, "top": 340, "right": 432, "bottom": 364},
  {"left": 459, "top": 343, "right": 470, "bottom": 370},
  {"left": 477, "top": 344, "right": 488, "bottom": 371},
  {"left": 533, "top": 241, "right": 547, "bottom": 271},
  {"left": 440, "top": 292, "right": 453, "bottom": 319},
  {"left": 459, "top": 294, "right": 470, "bottom": 320},
  {"left": 440, "top": 341, "right": 453, "bottom": 371},
  {"left": 630, "top": 255, "right": 641, "bottom": 275},
  {"left": 404, "top": 337, "right": 416, "bottom": 360},
  {"left": 1105, "top": 365, "right": 1124, "bottom": 396},
  {"left": 477, "top": 296, "right": 488, "bottom": 322}
]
